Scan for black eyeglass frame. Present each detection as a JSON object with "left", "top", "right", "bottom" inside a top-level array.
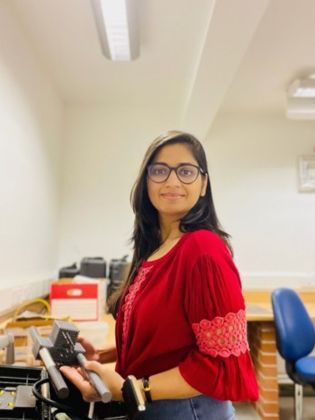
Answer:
[{"left": 147, "top": 163, "right": 206, "bottom": 184}]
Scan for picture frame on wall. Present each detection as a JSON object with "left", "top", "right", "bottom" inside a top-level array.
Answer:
[{"left": 298, "top": 155, "right": 315, "bottom": 192}]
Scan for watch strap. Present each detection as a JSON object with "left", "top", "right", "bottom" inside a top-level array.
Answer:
[{"left": 142, "top": 376, "right": 152, "bottom": 403}]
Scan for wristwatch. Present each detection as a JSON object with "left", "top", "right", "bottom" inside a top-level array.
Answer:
[{"left": 142, "top": 377, "right": 152, "bottom": 403}]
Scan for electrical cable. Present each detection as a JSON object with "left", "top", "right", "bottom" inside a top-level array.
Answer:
[{"left": 32, "top": 378, "right": 92, "bottom": 420}]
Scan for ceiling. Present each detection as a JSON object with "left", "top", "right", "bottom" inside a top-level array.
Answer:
[{"left": 7, "top": 0, "right": 315, "bottom": 138}]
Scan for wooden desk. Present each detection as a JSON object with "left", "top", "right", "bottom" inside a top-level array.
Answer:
[
  {"left": 244, "top": 289, "right": 315, "bottom": 420},
  {"left": 104, "top": 290, "right": 315, "bottom": 419}
]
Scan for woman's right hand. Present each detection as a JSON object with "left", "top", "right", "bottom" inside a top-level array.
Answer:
[{"left": 77, "top": 337, "right": 117, "bottom": 363}]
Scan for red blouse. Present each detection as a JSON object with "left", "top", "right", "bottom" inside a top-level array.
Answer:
[{"left": 115, "top": 229, "right": 259, "bottom": 401}]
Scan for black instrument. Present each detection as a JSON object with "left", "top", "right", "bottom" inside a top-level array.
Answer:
[{"left": 29, "top": 320, "right": 111, "bottom": 402}]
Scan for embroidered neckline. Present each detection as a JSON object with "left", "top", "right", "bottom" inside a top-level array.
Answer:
[
  {"left": 120, "top": 265, "right": 153, "bottom": 364},
  {"left": 192, "top": 309, "right": 249, "bottom": 358}
]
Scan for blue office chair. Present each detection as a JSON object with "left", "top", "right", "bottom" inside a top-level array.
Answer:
[{"left": 271, "top": 288, "right": 315, "bottom": 420}]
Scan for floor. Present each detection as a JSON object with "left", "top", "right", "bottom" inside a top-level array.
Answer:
[{"left": 235, "top": 396, "right": 315, "bottom": 419}]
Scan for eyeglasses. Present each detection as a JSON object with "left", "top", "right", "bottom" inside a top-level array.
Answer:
[{"left": 147, "top": 163, "right": 206, "bottom": 184}]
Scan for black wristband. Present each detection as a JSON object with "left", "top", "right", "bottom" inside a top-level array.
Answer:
[{"left": 142, "top": 377, "right": 152, "bottom": 403}]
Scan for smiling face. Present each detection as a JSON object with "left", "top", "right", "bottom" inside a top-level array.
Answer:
[{"left": 147, "top": 143, "right": 208, "bottom": 223}]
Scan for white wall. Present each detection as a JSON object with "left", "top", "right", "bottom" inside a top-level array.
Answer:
[
  {"left": 0, "top": 2, "right": 63, "bottom": 308},
  {"left": 1, "top": 0, "right": 314, "bottom": 303},
  {"left": 58, "top": 105, "right": 178, "bottom": 267},
  {"left": 206, "top": 113, "right": 315, "bottom": 288},
  {"left": 59, "top": 109, "right": 315, "bottom": 290}
]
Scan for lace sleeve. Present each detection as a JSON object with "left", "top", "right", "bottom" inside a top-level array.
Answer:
[{"left": 192, "top": 309, "right": 249, "bottom": 358}]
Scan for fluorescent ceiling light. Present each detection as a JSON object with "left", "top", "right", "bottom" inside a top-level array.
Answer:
[
  {"left": 91, "top": 0, "right": 139, "bottom": 61},
  {"left": 287, "top": 79, "right": 315, "bottom": 98}
]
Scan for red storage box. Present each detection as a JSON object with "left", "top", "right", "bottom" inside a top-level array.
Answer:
[{"left": 50, "top": 282, "right": 100, "bottom": 321}]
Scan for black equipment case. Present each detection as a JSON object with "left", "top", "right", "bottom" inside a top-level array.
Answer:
[{"left": 0, "top": 365, "right": 128, "bottom": 420}]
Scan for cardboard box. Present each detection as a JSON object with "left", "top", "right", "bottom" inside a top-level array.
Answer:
[
  {"left": 50, "top": 279, "right": 107, "bottom": 321},
  {"left": 75, "top": 321, "right": 109, "bottom": 348}
]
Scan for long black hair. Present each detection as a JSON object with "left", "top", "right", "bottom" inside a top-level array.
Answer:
[{"left": 108, "top": 130, "right": 231, "bottom": 314}]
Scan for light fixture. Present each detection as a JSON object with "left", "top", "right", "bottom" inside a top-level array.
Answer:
[
  {"left": 286, "top": 97, "right": 315, "bottom": 120},
  {"left": 286, "top": 76, "right": 315, "bottom": 119},
  {"left": 91, "top": 0, "right": 139, "bottom": 61},
  {"left": 287, "top": 78, "right": 315, "bottom": 98}
]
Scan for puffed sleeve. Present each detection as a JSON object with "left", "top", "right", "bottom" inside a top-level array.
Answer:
[{"left": 179, "top": 246, "right": 259, "bottom": 401}]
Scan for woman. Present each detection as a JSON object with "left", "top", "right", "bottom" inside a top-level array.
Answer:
[{"left": 61, "top": 131, "right": 259, "bottom": 419}]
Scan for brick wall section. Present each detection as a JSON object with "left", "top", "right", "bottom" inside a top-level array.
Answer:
[{"left": 248, "top": 322, "right": 279, "bottom": 419}]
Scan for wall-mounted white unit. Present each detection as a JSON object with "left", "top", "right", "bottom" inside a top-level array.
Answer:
[
  {"left": 286, "top": 97, "right": 315, "bottom": 120},
  {"left": 298, "top": 155, "right": 315, "bottom": 192}
]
